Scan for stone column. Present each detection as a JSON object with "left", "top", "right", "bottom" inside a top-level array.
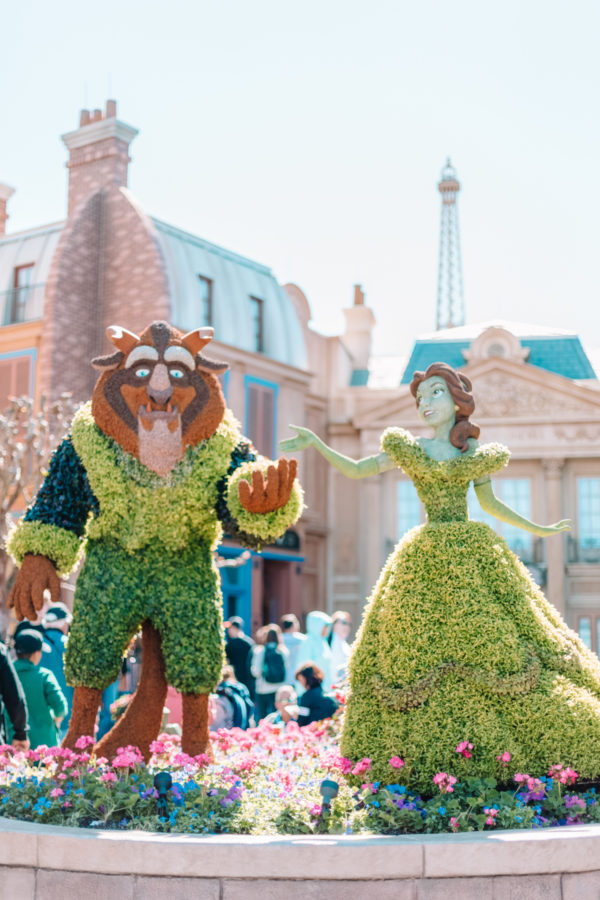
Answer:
[
  {"left": 542, "top": 458, "right": 566, "bottom": 616},
  {"left": 360, "top": 475, "right": 382, "bottom": 604}
]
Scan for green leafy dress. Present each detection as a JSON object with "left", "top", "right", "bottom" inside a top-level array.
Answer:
[{"left": 340, "top": 428, "right": 600, "bottom": 787}]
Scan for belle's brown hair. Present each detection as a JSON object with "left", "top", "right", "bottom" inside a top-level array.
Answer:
[{"left": 409, "top": 362, "right": 480, "bottom": 453}]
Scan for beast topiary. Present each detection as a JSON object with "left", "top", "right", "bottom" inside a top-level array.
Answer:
[
  {"left": 8, "top": 321, "right": 302, "bottom": 760},
  {"left": 281, "top": 362, "right": 600, "bottom": 789}
]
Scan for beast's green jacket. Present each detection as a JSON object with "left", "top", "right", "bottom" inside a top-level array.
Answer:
[{"left": 8, "top": 404, "right": 303, "bottom": 693}]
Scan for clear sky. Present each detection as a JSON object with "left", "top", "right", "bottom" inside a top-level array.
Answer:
[{"left": 3, "top": 0, "right": 599, "bottom": 357}]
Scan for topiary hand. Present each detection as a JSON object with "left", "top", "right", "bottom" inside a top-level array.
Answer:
[
  {"left": 8, "top": 554, "right": 61, "bottom": 621},
  {"left": 238, "top": 458, "right": 298, "bottom": 514},
  {"left": 535, "top": 519, "right": 571, "bottom": 537},
  {"left": 279, "top": 425, "right": 316, "bottom": 453}
]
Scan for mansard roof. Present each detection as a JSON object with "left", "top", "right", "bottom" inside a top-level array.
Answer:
[
  {"left": 399, "top": 320, "right": 596, "bottom": 383},
  {"left": 152, "top": 217, "right": 307, "bottom": 370},
  {"left": 0, "top": 222, "right": 64, "bottom": 324}
]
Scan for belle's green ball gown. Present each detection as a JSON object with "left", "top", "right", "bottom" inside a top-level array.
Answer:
[{"left": 340, "top": 428, "right": 600, "bottom": 787}]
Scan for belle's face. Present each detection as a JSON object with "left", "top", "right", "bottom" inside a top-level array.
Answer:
[{"left": 416, "top": 376, "right": 456, "bottom": 428}]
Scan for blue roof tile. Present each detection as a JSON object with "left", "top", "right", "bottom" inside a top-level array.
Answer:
[{"left": 400, "top": 335, "right": 595, "bottom": 384}]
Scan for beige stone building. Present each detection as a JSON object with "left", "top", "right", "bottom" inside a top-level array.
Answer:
[
  {"left": 2, "top": 101, "right": 599, "bottom": 647},
  {"left": 300, "top": 306, "right": 600, "bottom": 650}
]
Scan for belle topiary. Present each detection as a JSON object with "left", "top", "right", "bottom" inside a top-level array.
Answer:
[
  {"left": 8, "top": 321, "right": 302, "bottom": 760},
  {"left": 281, "top": 362, "right": 600, "bottom": 789}
]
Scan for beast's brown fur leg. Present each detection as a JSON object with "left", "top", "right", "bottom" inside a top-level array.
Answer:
[
  {"left": 181, "top": 693, "right": 212, "bottom": 758},
  {"left": 95, "top": 620, "right": 168, "bottom": 763},
  {"left": 62, "top": 686, "right": 102, "bottom": 750}
]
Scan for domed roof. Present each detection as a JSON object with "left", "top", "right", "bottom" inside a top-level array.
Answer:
[{"left": 152, "top": 218, "right": 307, "bottom": 369}]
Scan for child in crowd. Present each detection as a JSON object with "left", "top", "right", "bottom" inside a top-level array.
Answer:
[
  {"left": 262, "top": 684, "right": 298, "bottom": 725},
  {"left": 9, "top": 629, "right": 68, "bottom": 749}
]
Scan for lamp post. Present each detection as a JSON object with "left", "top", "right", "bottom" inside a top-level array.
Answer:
[
  {"left": 153, "top": 770, "right": 172, "bottom": 818},
  {"left": 319, "top": 778, "right": 339, "bottom": 809}
]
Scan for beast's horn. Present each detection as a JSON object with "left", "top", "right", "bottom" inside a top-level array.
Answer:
[
  {"left": 106, "top": 325, "right": 140, "bottom": 354},
  {"left": 181, "top": 327, "right": 214, "bottom": 356}
]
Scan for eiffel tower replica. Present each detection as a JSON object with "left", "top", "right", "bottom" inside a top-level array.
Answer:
[{"left": 436, "top": 159, "right": 465, "bottom": 330}]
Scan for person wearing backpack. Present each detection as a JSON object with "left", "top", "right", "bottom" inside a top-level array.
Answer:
[
  {"left": 250, "top": 624, "right": 289, "bottom": 720},
  {"left": 213, "top": 665, "right": 255, "bottom": 730}
]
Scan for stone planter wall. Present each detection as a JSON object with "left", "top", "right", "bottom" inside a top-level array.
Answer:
[{"left": 2, "top": 817, "right": 600, "bottom": 899}]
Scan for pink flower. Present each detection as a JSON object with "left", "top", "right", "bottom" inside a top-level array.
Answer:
[
  {"left": 351, "top": 757, "right": 372, "bottom": 776},
  {"left": 100, "top": 772, "right": 117, "bottom": 783},
  {"left": 149, "top": 740, "right": 167, "bottom": 754},
  {"left": 450, "top": 816, "right": 459, "bottom": 831},
  {"left": 309, "top": 803, "right": 322, "bottom": 817},
  {"left": 562, "top": 767, "right": 578, "bottom": 786},
  {"left": 389, "top": 756, "right": 405, "bottom": 769},
  {"left": 433, "top": 772, "right": 457, "bottom": 793},
  {"left": 50, "top": 788, "right": 64, "bottom": 798},
  {"left": 548, "top": 764, "right": 578, "bottom": 786},
  {"left": 112, "top": 745, "right": 144, "bottom": 768},
  {"left": 75, "top": 735, "right": 95, "bottom": 750},
  {"left": 193, "top": 753, "right": 211, "bottom": 767},
  {"left": 496, "top": 752, "right": 511, "bottom": 765},
  {"left": 320, "top": 752, "right": 353, "bottom": 774},
  {"left": 455, "top": 740, "right": 473, "bottom": 759}
]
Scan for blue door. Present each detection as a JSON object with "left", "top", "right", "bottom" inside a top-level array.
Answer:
[{"left": 218, "top": 547, "right": 252, "bottom": 626}]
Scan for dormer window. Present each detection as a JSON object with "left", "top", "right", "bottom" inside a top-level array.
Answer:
[
  {"left": 249, "top": 296, "right": 264, "bottom": 353},
  {"left": 197, "top": 275, "right": 213, "bottom": 326},
  {"left": 8, "top": 264, "right": 34, "bottom": 324}
]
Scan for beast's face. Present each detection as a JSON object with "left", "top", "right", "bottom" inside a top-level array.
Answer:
[{"left": 91, "top": 321, "right": 228, "bottom": 475}]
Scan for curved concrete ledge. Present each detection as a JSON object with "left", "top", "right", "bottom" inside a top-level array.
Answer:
[{"left": 2, "top": 816, "right": 600, "bottom": 898}]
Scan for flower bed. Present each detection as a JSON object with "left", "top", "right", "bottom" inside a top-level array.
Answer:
[{"left": 1, "top": 720, "right": 599, "bottom": 836}]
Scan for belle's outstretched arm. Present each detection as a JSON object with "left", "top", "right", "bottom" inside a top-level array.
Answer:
[
  {"left": 280, "top": 425, "right": 395, "bottom": 479},
  {"left": 474, "top": 479, "right": 570, "bottom": 537}
]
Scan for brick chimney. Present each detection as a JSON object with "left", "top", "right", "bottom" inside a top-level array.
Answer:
[
  {"left": 342, "top": 283, "right": 376, "bottom": 369},
  {"left": 61, "top": 99, "right": 139, "bottom": 215},
  {"left": 0, "top": 183, "right": 15, "bottom": 236}
]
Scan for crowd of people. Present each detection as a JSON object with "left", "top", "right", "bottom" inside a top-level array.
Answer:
[
  {"left": 0, "top": 605, "right": 350, "bottom": 748},
  {"left": 220, "top": 609, "right": 351, "bottom": 729},
  {"left": 0, "top": 603, "right": 73, "bottom": 751}
]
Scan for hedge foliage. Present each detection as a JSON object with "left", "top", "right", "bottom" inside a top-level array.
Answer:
[
  {"left": 341, "top": 428, "right": 600, "bottom": 789},
  {"left": 226, "top": 462, "right": 303, "bottom": 545},
  {"left": 7, "top": 520, "right": 85, "bottom": 577}
]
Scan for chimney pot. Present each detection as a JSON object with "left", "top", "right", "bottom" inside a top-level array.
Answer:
[
  {"left": 0, "top": 183, "right": 16, "bottom": 237},
  {"left": 61, "top": 100, "right": 139, "bottom": 215},
  {"left": 80, "top": 109, "right": 91, "bottom": 127},
  {"left": 353, "top": 284, "right": 365, "bottom": 306}
]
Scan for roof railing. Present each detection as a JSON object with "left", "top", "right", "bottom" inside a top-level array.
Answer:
[{"left": 0, "top": 284, "right": 44, "bottom": 326}]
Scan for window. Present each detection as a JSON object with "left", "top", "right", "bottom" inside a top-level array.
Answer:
[
  {"left": 571, "top": 613, "right": 600, "bottom": 658},
  {"left": 0, "top": 350, "right": 35, "bottom": 410},
  {"left": 577, "top": 478, "right": 600, "bottom": 550},
  {"left": 579, "top": 616, "right": 592, "bottom": 650},
  {"left": 468, "top": 478, "right": 533, "bottom": 560},
  {"left": 197, "top": 275, "right": 213, "bottom": 326},
  {"left": 249, "top": 296, "right": 264, "bottom": 352},
  {"left": 397, "top": 480, "right": 423, "bottom": 538},
  {"left": 245, "top": 376, "right": 277, "bottom": 457},
  {"left": 10, "top": 264, "right": 34, "bottom": 324}
]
